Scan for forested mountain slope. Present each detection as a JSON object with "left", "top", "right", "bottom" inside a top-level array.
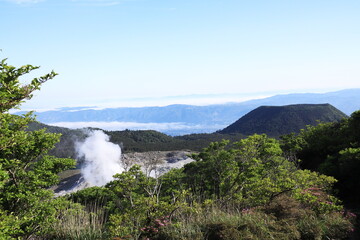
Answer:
[
  {"left": 220, "top": 104, "right": 347, "bottom": 137},
  {"left": 27, "top": 121, "right": 245, "bottom": 154}
]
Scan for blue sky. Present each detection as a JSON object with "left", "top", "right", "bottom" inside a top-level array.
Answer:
[{"left": 1, "top": 0, "right": 360, "bottom": 110}]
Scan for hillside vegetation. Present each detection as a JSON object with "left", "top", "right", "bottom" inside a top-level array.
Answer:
[
  {"left": 1, "top": 59, "right": 357, "bottom": 239},
  {"left": 281, "top": 110, "right": 360, "bottom": 207},
  {"left": 27, "top": 122, "right": 246, "bottom": 154},
  {"left": 220, "top": 104, "right": 347, "bottom": 137}
]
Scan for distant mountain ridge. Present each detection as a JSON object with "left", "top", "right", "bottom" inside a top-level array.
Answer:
[
  {"left": 18, "top": 89, "right": 360, "bottom": 135},
  {"left": 220, "top": 104, "right": 347, "bottom": 137},
  {"left": 238, "top": 89, "right": 360, "bottom": 115},
  {"left": 27, "top": 104, "right": 348, "bottom": 157}
]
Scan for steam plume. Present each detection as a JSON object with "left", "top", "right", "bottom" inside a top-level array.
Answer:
[{"left": 76, "top": 130, "right": 124, "bottom": 186}]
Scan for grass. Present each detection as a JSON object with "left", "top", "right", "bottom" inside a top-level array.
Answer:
[
  {"left": 46, "top": 203, "right": 109, "bottom": 240},
  {"left": 39, "top": 194, "right": 354, "bottom": 240}
]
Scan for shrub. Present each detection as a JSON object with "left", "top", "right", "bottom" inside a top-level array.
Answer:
[
  {"left": 321, "top": 212, "right": 354, "bottom": 240},
  {"left": 0, "top": 210, "right": 22, "bottom": 240}
]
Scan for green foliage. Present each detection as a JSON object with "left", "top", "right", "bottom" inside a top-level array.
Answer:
[
  {"left": 27, "top": 121, "right": 87, "bottom": 159},
  {"left": 338, "top": 148, "right": 360, "bottom": 190},
  {"left": 106, "top": 165, "right": 186, "bottom": 238},
  {"left": 0, "top": 58, "right": 57, "bottom": 112},
  {"left": 0, "top": 58, "right": 76, "bottom": 239},
  {"left": 57, "top": 135, "right": 353, "bottom": 239},
  {"left": 0, "top": 58, "right": 354, "bottom": 239},
  {"left": 157, "top": 195, "right": 353, "bottom": 240},
  {"left": 67, "top": 165, "right": 188, "bottom": 239},
  {"left": 282, "top": 110, "right": 360, "bottom": 205},
  {"left": 0, "top": 209, "right": 22, "bottom": 239},
  {"left": 70, "top": 186, "right": 116, "bottom": 212},
  {"left": 184, "top": 139, "right": 238, "bottom": 201},
  {"left": 182, "top": 134, "right": 340, "bottom": 210},
  {"left": 291, "top": 170, "right": 342, "bottom": 213},
  {"left": 159, "top": 168, "right": 187, "bottom": 203}
]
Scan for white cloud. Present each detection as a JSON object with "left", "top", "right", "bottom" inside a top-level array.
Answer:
[
  {"left": 19, "top": 92, "right": 272, "bottom": 112},
  {"left": 48, "top": 121, "right": 226, "bottom": 135}
]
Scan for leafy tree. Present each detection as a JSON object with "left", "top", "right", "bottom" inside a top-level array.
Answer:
[
  {"left": 0, "top": 58, "right": 76, "bottom": 238},
  {"left": 183, "top": 134, "right": 341, "bottom": 211},
  {"left": 105, "top": 165, "right": 186, "bottom": 238},
  {"left": 184, "top": 140, "right": 238, "bottom": 202},
  {"left": 281, "top": 110, "right": 360, "bottom": 205}
]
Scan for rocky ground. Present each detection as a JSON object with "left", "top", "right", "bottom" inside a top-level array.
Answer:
[
  {"left": 122, "top": 150, "right": 194, "bottom": 177},
  {"left": 53, "top": 150, "right": 195, "bottom": 196}
]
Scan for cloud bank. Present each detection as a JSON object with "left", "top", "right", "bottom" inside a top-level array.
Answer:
[{"left": 49, "top": 121, "right": 226, "bottom": 135}]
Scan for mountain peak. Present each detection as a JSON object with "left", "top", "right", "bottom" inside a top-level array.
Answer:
[{"left": 219, "top": 104, "right": 347, "bottom": 137}]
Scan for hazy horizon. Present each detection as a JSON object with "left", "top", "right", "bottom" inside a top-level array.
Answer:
[{"left": 18, "top": 87, "right": 352, "bottom": 112}]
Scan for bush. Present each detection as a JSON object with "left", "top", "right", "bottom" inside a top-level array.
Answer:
[
  {"left": 321, "top": 212, "right": 354, "bottom": 240},
  {"left": 154, "top": 195, "right": 354, "bottom": 240},
  {"left": 263, "top": 194, "right": 307, "bottom": 220},
  {"left": 0, "top": 210, "right": 22, "bottom": 240}
]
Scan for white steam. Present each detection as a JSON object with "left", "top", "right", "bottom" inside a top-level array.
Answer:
[{"left": 76, "top": 130, "right": 124, "bottom": 186}]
